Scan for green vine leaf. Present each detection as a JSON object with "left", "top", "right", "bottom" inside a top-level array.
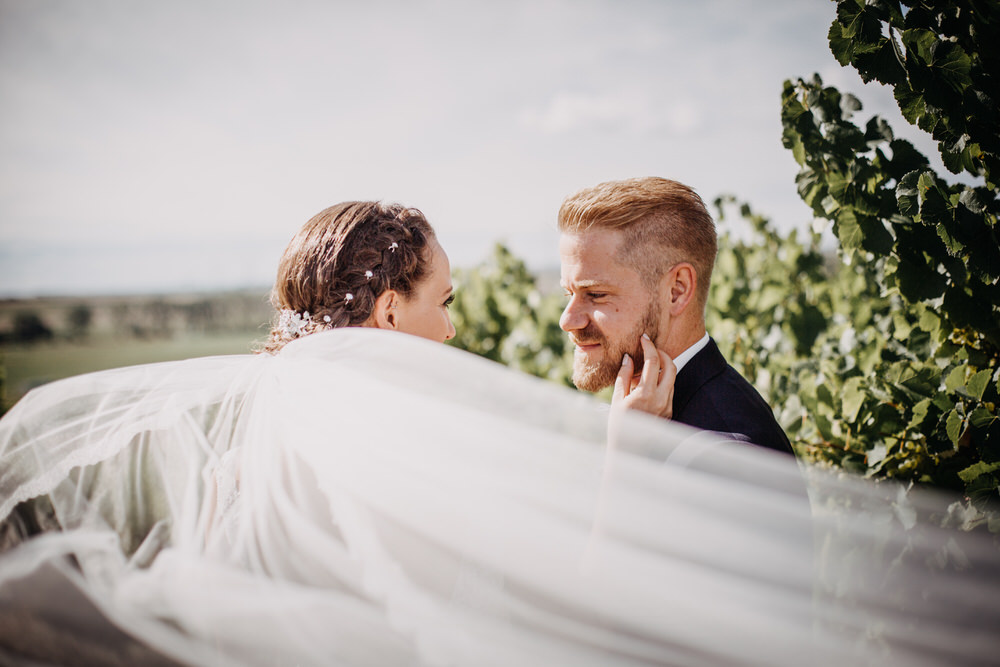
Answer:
[
  {"left": 958, "top": 461, "right": 1000, "bottom": 484},
  {"left": 928, "top": 40, "right": 973, "bottom": 93},
  {"left": 842, "top": 376, "right": 867, "bottom": 422},
  {"left": 945, "top": 365, "right": 968, "bottom": 393},
  {"left": 946, "top": 409, "right": 964, "bottom": 445},
  {"left": 968, "top": 369, "right": 992, "bottom": 402},
  {"left": 896, "top": 171, "right": 920, "bottom": 217}
]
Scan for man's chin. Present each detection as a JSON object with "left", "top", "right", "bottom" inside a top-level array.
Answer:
[{"left": 571, "top": 357, "right": 617, "bottom": 393}]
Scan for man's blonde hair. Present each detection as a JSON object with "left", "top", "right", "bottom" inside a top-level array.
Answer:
[{"left": 558, "top": 177, "right": 717, "bottom": 307}]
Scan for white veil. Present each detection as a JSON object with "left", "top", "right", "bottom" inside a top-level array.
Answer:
[{"left": 0, "top": 328, "right": 997, "bottom": 666}]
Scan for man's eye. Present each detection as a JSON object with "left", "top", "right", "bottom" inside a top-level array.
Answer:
[{"left": 587, "top": 292, "right": 608, "bottom": 300}]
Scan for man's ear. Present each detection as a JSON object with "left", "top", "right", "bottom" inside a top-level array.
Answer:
[
  {"left": 665, "top": 263, "right": 697, "bottom": 316},
  {"left": 371, "top": 290, "right": 400, "bottom": 330}
]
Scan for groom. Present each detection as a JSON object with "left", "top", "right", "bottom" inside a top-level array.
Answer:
[{"left": 558, "top": 177, "right": 794, "bottom": 456}]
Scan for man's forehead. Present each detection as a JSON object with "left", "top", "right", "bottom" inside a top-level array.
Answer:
[
  {"left": 561, "top": 229, "right": 621, "bottom": 261},
  {"left": 559, "top": 230, "right": 642, "bottom": 287}
]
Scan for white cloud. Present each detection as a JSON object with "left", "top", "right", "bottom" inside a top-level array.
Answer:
[
  {"left": 518, "top": 90, "right": 655, "bottom": 134},
  {"left": 519, "top": 90, "right": 703, "bottom": 135},
  {"left": 664, "top": 102, "right": 702, "bottom": 133}
]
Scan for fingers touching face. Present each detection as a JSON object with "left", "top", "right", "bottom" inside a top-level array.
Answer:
[{"left": 613, "top": 334, "right": 677, "bottom": 419}]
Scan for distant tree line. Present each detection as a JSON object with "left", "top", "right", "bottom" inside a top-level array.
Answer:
[{"left": 0, "top": 291, "right": 274, "bottom": 345}]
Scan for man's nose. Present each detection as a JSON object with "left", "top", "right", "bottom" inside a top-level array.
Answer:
[{"left": 559, "top": 299, "right": 586, "bottom": 332}]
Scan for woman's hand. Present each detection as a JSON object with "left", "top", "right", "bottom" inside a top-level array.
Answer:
[{"left": 611, "top": 334, "right": 676, "bottom": 419}]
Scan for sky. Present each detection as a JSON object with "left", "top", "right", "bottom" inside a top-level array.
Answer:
[{"left": 0, "top": 0, "right": 944, "bottom": 297}]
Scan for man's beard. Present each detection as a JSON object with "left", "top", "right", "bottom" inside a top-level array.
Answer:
[{"left": 571, "top": 301, "right": 661, "bottom": 392}]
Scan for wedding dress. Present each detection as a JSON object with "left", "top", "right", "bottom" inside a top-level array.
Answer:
[{"left": 0, "top": 328, "right": 997, "bottom": 666}]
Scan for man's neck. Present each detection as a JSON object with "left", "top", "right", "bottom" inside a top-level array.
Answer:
[{"left": 663, "top": 321, "right": 707, "bottom": 360}]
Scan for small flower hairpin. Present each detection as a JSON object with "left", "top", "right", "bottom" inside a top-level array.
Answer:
[
  {"left": 388, "top": 242, "right": 399, "bottom": 253},
  {"left": 278, "top": 309, "right": 311, "bottom": 337},
  {"left": 364, "top": 270, "right": 374, "bottom": 280},
  {"left": 344, "top": 293, "right": 354, "bottom": 305}
]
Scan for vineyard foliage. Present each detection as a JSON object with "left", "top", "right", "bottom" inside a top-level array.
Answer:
[
  {"left": 448, "top": 0, "right": 998, "bottom": 527},
  {"left": 779, "top": 0, "right": 999, "bottom": 522},
  {"left": 449, "top": 200, "right": 995, "bottom": 527},
  {"left": 448, "top": 244, "right": 573, "bottom": 387}
]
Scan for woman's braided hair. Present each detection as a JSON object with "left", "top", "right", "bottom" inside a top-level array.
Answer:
[{"left": 260, "top": 201, "right": 435, "bottom": 354}]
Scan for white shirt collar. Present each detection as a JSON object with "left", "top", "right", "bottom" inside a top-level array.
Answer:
[{"left": 671, "top": 332, "right": 710, "bottom": 375}]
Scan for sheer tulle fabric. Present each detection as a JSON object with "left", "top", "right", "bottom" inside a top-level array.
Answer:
[{"left": 0, "top": 329, "right": 996, "bottom": 666}]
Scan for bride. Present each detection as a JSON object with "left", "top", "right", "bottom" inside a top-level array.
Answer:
[
  {"left": 258, "top": 200, "right": 458, "bottom": 349},
  {"left": 1, "top": 202, "right": 997, "bottom": 666}
]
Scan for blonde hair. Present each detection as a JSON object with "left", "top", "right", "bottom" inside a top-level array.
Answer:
[
  {"left": 558, "top": 177, "right": 717, "bottom": 306},
  {"left": 260, "top": 201, "right": 435, "bottom": 353}
]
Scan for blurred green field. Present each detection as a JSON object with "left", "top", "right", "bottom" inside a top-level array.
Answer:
[{"left": 2, "top": 332, "right": 263, "bottom": 411}]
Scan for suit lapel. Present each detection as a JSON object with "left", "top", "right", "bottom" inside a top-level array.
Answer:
[{"left": 672, "top": 338, "right": 728, "bottom": 417}]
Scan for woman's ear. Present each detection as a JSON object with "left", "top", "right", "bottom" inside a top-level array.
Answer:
[
  {"left": 665, "top": 263, "right": 697, "bottom": 316},
  {"left": 370, "top": 290, "right": 401, "bottom": 330}
]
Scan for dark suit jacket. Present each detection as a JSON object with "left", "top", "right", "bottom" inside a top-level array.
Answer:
[{"left": 672, "top": 338, "right": 794, "bottom": 456}]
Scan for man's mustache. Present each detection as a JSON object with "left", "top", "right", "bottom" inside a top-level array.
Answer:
[
  {"left": 570, "top": 325, "right": 646, "bottom": 368},
  {"left": 570, "top": 324, "right": 606, "bottom": 347}
]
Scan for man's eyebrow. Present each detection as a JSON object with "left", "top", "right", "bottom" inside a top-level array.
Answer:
[{"left": 561, "top": 280, "right": 609, "bottom": 290}]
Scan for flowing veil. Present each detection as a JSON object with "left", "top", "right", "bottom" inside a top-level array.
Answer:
[{"left": 0, "top": 328, "right": 997, "bottom": 666}]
